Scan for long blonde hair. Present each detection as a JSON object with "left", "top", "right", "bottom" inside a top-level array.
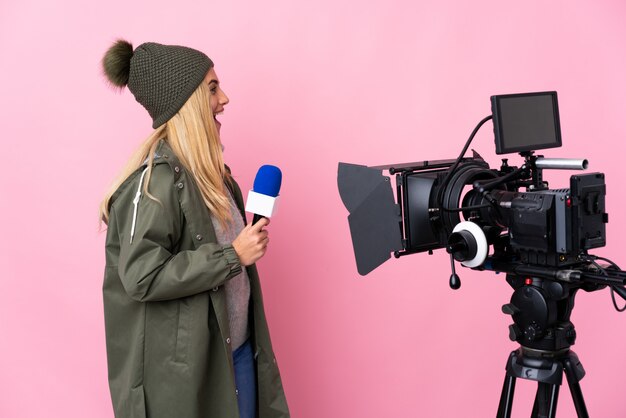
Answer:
[{"left": 99, "top": 81, "right": 232, "bottom": 228}]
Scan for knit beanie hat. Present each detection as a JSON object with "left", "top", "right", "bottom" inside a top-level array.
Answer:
[{"left": 102, "top": 40, "right": 213, "bottom": 128}]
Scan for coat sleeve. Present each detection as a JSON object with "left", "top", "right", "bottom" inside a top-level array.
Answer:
[{"left": 113, "top": 164, "right": 242, "bottom": 302}]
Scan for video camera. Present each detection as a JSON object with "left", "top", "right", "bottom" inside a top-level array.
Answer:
[{"left": 338, "top": 91, "right": 626, "bottom": 417}]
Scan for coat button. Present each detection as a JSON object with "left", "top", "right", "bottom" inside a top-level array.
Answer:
[
  {"left": 226, "top": 337, "right": 231, "bottom": 344},
  {"left": 196, "top": 234, "right": 203, "bottom": 241},
  {"left": 174, "top": 166, "right": 180, "bottom": 173},
  {"left": 212, "top": 286, "right": 219, "bottom": 292},
  {"left": 163, "top": 154, "right": 169, "bottom": 159},
  {"left": 177, "top": 182, "right": 184, "bottom": 189}
]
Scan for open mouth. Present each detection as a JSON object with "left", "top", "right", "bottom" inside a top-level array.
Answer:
[{"left": 214, "top": 111, "right": 223, "bottom": 129}]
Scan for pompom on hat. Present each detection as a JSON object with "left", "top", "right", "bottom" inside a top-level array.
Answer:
[{"left": 102, "top": 40, "right": 213, "bottom": 128}]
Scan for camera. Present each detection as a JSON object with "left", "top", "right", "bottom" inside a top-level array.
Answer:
[
  {"left": 338, "top": 91, "right": 626, "bottom": 416},
  {"left": 339, "top": 91, "right": 608, "bottom": 278}
]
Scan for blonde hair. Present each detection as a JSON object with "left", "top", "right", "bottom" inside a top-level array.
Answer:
[{"left": 99, "top": 81, "right": 232, "bottom": 228}]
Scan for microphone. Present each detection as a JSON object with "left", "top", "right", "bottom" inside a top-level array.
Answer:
[{"left": 245, "top": 165, "right": 282, "bottom": 225}]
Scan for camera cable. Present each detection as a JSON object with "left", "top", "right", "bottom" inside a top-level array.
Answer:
[
  {"left": 437, "top": 115, "right": 493, "bottom": 211},
  {"left": 581, "top": 254, "right": 626, "bottom": 312}
]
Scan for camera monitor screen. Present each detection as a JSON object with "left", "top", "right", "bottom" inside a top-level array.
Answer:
[{"left": 491, "top": 91, "right": 562, "bottom": 155}]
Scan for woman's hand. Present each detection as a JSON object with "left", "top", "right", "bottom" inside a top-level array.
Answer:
[{"left": 232, "top": 218, "right": 270, "bottom": 266}]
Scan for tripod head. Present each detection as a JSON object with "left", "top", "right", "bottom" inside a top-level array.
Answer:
[{"left": 503, "top": 274, "right": 580, "bottom": 352}]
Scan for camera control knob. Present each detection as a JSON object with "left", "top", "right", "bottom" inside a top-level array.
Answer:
[
  {"left": 502, "top": 303, "right": 520, "bottom": 316},
  {"left": 508, "top": 324, "right": 522, "bottom": 341},
  {"left": 524, "top": 324, "right": 542, "bottom": 342}
]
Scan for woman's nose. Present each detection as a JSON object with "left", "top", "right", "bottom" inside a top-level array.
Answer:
[{"left": 220, "top": 91, "right": 230, "bottom": 106}]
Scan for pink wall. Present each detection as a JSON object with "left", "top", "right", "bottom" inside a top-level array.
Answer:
[{"left": 1, "top": 0, "right": 626, "bottom": 416}]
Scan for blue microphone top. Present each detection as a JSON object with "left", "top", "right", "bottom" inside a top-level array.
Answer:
[{"left": 253, "top": 165, "right": 282, "bottom": 197}]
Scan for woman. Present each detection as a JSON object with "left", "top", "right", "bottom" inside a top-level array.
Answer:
[{"left": 99, "top": 40, "right": 289, "bottom": 418}]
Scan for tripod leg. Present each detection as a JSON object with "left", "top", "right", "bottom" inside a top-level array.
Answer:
[
  {"left": 496, "top": 374, "right": 516, "bottom": 418},
  {"left": 531, "top": 382, "right": 559, "bottom": 418},
  {"left": 563, "top": 358, "right": 589, "bottom": 418}
]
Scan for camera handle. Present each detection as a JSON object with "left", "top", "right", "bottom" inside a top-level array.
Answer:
[{"left": 448, "top": 254, "right": 461, "bottom": 290}]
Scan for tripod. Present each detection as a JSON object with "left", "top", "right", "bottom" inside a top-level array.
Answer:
[
  {"left": 495, "top": 274, "right": 590, "bottom": 418},
  {"left": 496, "top": 347, "right": 587, "bottom": 418}
]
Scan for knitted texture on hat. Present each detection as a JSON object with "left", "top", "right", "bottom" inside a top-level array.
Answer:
[{"left": 128, "top": 42, "right": 213, "bottom": 128}]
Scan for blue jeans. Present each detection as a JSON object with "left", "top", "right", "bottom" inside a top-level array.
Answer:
[{"left": 233, "top": 339, "right": 257, "bottom": 418}]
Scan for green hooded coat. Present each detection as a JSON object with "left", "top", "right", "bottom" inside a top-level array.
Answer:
[{"left": 103, "top": 140, "right": 289, "bottom": 418}]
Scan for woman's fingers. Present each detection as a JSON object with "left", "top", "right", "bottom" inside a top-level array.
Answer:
[
  {"left": 233, "top": 218, "right": 271, "bottom": 266},
  {"left": 250, "top": 217, "right": 270, "bottom": 233}
]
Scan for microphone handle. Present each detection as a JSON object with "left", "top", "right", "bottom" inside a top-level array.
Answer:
[{"left": 252, "top": 213, "right": 265, "bottom": 225}]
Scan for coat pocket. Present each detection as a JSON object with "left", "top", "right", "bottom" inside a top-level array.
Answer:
[
  {"left": 174, "top": 299, "right": 191, "bottom": 363},
  {"left": 130, "top": 385, "right": 147, "bottom": 418}
]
